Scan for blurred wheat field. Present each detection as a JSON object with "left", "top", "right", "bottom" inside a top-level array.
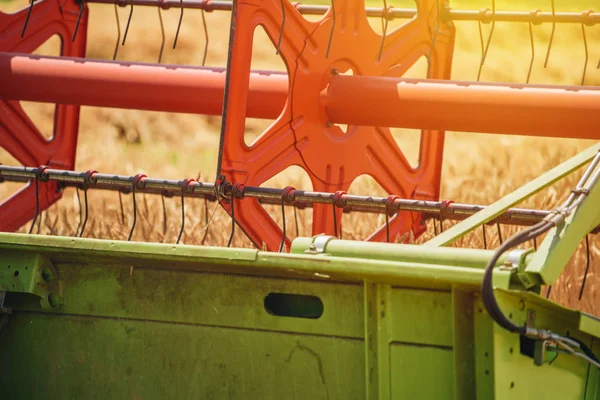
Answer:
[{"left": 1, "top": 0, "right": 600, "bottom": 314}]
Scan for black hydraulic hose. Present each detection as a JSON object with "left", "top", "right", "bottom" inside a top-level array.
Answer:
[{"left": 482, "top": 220, "right": 553, "bottom": 334}]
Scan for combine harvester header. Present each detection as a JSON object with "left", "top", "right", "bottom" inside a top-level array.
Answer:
[{"left": 1, "top": 0, "right": 600, "bottom": 398}]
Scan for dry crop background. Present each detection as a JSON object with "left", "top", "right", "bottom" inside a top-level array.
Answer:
[{"left": 1, "top": 0, "right": 600, "bottom": 314}]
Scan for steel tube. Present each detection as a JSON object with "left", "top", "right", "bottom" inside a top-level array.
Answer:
[
  {"left": 323, "top": 75, "right": 600, "bottom": 140},
  {"left": 84, "top": 0, "right": 600, "bottom": 24},
  {"left": 3, "top": 53, "right": 600, "bottom": 138},
  {"left": 0, "top": 52, "right": 288, "bottom": 118},
  {"left": 1, "top": 165, "right": 593, "bottom": 230}
]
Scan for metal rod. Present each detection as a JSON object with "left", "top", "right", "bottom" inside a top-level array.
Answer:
[
  {"left": 323, "top": 75, "right": 600, "bottom": 140},
  {"left": 3, "top": 53, "right": 600, "bottom": 139},
  {"left": 2, "top": 165, "right": 598, "bottom": 232},
  {"left": 84, "top": 0, "right": 600, "bottom": 24}
]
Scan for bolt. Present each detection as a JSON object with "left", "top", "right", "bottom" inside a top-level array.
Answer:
[
  {"left": 519, "top": 300, "right": 525, "bottom": 311},
  {"left": 325, "top": 121, "right": 333, "bottom": 128},
  {"left": 41, "top": 267, "right": 54, "bottom": 283},
  {"left": 47, "top": 292, "right": 60, "bottom": 309},
  {"left": 331, "top": 68, "right": 339, "bottom": 75}
]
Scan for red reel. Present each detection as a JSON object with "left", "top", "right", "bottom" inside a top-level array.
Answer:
[
  {"left": 218, "top": 0, "right": 455, "bottom": 251},
  {"left": 0, "top": 0, "right": 88, "bottom": 231}
]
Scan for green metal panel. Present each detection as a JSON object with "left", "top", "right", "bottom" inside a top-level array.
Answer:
[
  {"left": 425, "top": 143, "right": 600, "bottom": 247},
  {"left": 1, "top": 234, "right": 600, "bottom": 399}
]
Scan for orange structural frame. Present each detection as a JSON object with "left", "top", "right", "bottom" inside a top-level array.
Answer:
[
  {"left": 0, "top": 0, "right": 88, "bottom": 232},
  {"left": 218, "top": 0, "right": 455, "bottom": 251}
]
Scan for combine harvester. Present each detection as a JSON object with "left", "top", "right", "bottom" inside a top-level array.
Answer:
[{"left": 1, "top": 0, "right": 600, "bottom": 398}]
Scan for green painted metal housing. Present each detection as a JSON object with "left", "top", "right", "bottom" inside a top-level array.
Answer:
[{"left": 1, "top": 232, "right": 599, "bottom": 399}]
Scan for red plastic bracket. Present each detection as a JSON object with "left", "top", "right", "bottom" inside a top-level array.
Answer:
[
  {"left": 0, "top": 0, "right": 88, "bottom": 232},
  {"left": 218, "top": 0, "right": 455, "bottom": 251}
]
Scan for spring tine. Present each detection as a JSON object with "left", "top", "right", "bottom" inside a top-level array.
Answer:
[
  {"left": 293, "top": 206, "right": 299, "bottom": 237},
  {"left": 176, "top": 183, "right": 186, "bottom": 244},
  {"left": 496, "top": 221, "right": 503, "bottom": 244},
  {"left": 385, "top": 212, "right": 390, "bottom": 242},
  {"left": 227, "top": 193, "right": 235, "bottom": 247},
  {"left": 28, "top": 169, "right": 41, "bottom": 234},
  {"left": 278, "top": 197, "right": 287, "bottom": 252},
  {"left": 578, "top": 235, "right": 591, "bottom": 300},
  {"left": 161, "top": 194, "right": 167, "bottom": 236},
  {"left": 21, "top": 0, "right": 35, "bottom": 38},
  {"left": 332, "top": 203, "right": 338, "bottom": 238},
  {"left": 276, "top": 0, "right": 286, "bottom": 56},
  {"left": 157, "top": 7, "right": 165, "bottom": 63},
  {"left": 127, "top": 174, "right": 145, "bottom": 241},
  {"left": 200, "top": 197, "right": 211, "bottom": 245},
  {"left": 113, "top": 4, "right": 122, "bottom": 60},
  {"left": 118, "top": 190, "right": 125, "bottom": 224},
  {"left": 426, "top": 0, "right": 441, "bottom": 78},
  {"left": 326, "top": 0, "right": 336, "bottom": 59},
  {"left": 36, "top": 210, "right": 43, "bottom": 234},
  {"left": 377, "top": 0, "right": 389, "bottom": 62},
  {"left": 173, "top": 0, "right": 184, "bottom": 49},
  {"left": 543, "top": 0, "right": 555, "bottom": 68},
  {"left": 74, "top": 187, "right": 82, "bottom": 236},
  {"left": 533, "top": 237, "right": 538, "bottom": 250},
  {"left": 546, "top": 285, "right": 552, "bottom": 299},
  {"left": 580, "top": 20, "right": 589, "bottom": 86},
  {"left": 434, "top": 218, "right": 439, "bottom": 236},
  {"left": 127, "top": 186, "right": 137, "bottom": 241},
  {"left": 526, "top": 13, "right": 536, "bottom": 84},
  {"left": 477, "top": 0, "right": 496, "bottom": 82},
  {"left": 79, "top": 185, "right": 89, "bottom": 237},
  {"left": 72, "top": 0, "right": 85, "bottom": 42},
  {"left": 482, "top": 224, "right": 487, "bottom": 249},
  {"left": 121, "top": 0, "right": 134, "bottom": 47},
  {"left": 439, "top": 213, "right": 444, "bottom": 233},
  {"left": 201, "top": 10, "right": 209, "bottom": 66},
  {"left": 79, "top": 170, "right": 96, "bottom": 238}
]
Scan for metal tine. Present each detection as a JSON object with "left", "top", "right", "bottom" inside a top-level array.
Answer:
[
  {"left": 377, "top": 0, "right": 389, "bottom": 62},
  {"left": 385, "top": 212, "right": 390, "bottom": 243},
  {"left": 543, "top": 0, "right": 555, "bottom": 68},
  {"left": 161, "top": 194, "right": 167, "bottom": 237},
  {"left": 580, "top": 15, "right": 589, "bottom": 86},
  {"left": 426, "top": 0, "right": 441, "bottom": 78},
  {"left": 477, "top": 0, "right": 496, "bottom": 82},
  {"left": 201, "top": 197, "right": 211, "bottom": 245},
  {"left": 227, "top": 191, "right": 235, "bottom": 247},
  {"left": 533, "top": 236, "right": 537, "bottom": 251},
  {"left": 79, "top": 183, "right": 90, "bottom": 237},
  {"left": 36, "top": 210, "right": 43, "bottom": 234},
  {"left": 578, "top": 235, "right": 591, "bottom": 300},
  {"left": 79, "top": 170, "right": 96, "bottom": 238},
  {"left": 439, "top": 212, "right": 444, "bottom": 233},
  {"left": 122, "top": 0, "right": 135, "bottom": 47},
  {"left": 113, "top": 4, "right": 122, "bottom": 60},
  {"left": 201, "top": 10, "right": 209, "bottom": 66},
  {"left": 157, "top": 7, "right": 165, "bottom": 63},
  {"left": 21, "top": 0, "right": 35, "bottom": 38},
  {"left": 276, "top": 0, "right": 286, "bottom": 56},
  {"left": 482, "top": 225, "right": 487, "bottom": 249},
  {"left": 72, "top": 0, "right": 86, "bottom": 42},
  {"left": 172, "top": 0, "right": 184, "bottom": 49},
  {"left": 332, "top": 203, "right": 338, "bottom": 238},
  {"left": 176, "top": 180, "right": 191, "bottom": 244},
  {"left": 278, "top": 196, "right": 287, "bottom": 252},
  {"left": 496, "top": 221, "right": 503, "bottom": 245},
  {"left": 326, "top": 0, "right": 336, "bottom": 59},
  {"left": 293, "top": 206, "right": 299, "bottom": 238},
  {"left": 74, "top": 187, "right": 83, "bottom": 236},
  {"left": 28, "top": 168, "right": 42, "bottom": 234},
  {"left": 127, "top": 174, "right": 145, "bottom": 241},
  {"left": 546, "top": 285, "right": 552, "bottom": 299},
  {"left": 118, "top": 190, "right": 125, "bottom": 224},
  {"left": 526, "top": 10, "right": 539, "bottom": 84}
]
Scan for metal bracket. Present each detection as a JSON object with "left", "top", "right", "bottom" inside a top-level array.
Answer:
[
  {"left": 0, "top": 252, "right": 62, "bottom": 310},
  {"left": 304, "top": 235, "right": 336, "bottom": 255}
]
